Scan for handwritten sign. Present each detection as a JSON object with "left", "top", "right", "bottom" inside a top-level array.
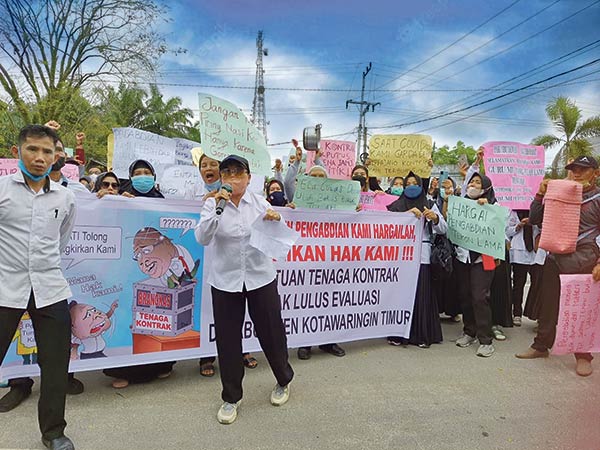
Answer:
[
  {"left": 368, "top": 134, "right": 432, "bottom": 178},
  {"left": 483, "top": 141, "right": 545, "bottom": 209},
  {"left": 305, "top": 140, "right": 356, "bottom": 179},
  {"left": 198, "top": 93, "right": 271, "bottom": 176},
  {"left": 553, "top": 274, "right": 600, "bottom": 355},
  {"left": 446, "top": 196, "right": 508, "bottom": 260},
  {"left": 159, "top": 166, "right": 201, "bottom": 200},
  {"left": 0, "top": 158, "right": 18, "bottom": 176},
  {"left": 359, "top": 192, "right": 398, "bottom": 211},
  {"left": 61, "top": 164, "right": 80, "bottom": 181},
  {"left": 293, "top": 177, "right": 361, "bottom": 211}
]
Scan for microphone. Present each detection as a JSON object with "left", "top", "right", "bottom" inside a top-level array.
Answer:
[{"left": 215, "top": 184, "right": 233, "bottom": 215}]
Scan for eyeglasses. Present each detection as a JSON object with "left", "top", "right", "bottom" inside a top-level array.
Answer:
[
  {"left": 132, "top": 245, "right": 154, "bottom": 261},
  {"left": 220, "top": 167, "right": 247, "bottom": 177},
  {"left": 102, "top": 182, "right": 119, "bottom": 189}
]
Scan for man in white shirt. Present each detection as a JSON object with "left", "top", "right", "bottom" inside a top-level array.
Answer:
[
  {"left": 0, "top": 125, "right": 77, "bottom": 450},
  {"left": 195, "top": 155, "right": 294, "bottom": 425}
]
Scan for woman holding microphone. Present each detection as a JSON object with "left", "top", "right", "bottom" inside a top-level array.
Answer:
[{"left": 195, "top": 155, "right": 294, "bottom": 424}]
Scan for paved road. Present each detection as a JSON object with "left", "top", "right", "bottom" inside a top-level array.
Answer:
[{"left": 1, "top": 318, "right": 599, "bottom": 450}]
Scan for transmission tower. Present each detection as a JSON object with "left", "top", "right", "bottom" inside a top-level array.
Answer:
[{"left": 251, "top": 30, "right": 268, "bottom": 143}]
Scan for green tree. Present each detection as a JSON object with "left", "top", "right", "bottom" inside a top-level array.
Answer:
[
  {"left": 0, "top": 0, "right": 175, "bottom": 124},
  {"left": 432, "top": 140, "right": 477, "bottom": 165},
  {"left": 138, "top": 84, "right": 194, "bottom": 138},
  {"left": 532, "top": 96, "right": 600, "bottom": 175}
]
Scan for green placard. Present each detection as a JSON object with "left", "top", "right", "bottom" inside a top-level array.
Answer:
[
  {"left": 293, "top": 177, "right": 361, "bottom": 211},
  {"left": 446, "top": 195, "right": 509, "bottom": 260},
  {"left": 198, "top": 93, "right": 272, "bottom": 176}
]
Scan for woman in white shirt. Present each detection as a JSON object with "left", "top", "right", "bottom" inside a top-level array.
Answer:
[{"left": 195, "top": 155, "right": 294, "bottom": 425}]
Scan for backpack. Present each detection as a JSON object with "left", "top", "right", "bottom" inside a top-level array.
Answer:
[{"left": 428, "top": 219, "right": 455, "bottom": 274}]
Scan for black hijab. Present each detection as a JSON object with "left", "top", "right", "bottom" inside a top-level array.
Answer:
[
  {"left": 121, "top": 159, "right": 164, "bottom": 198},
  {"left": 466, "top": 172, "right": 496, "bottom": 204},
  {"left": 516, "top": 210, "right": 534, "bottom": 252},
  {"left": 387, "top": 171, "right": 429, "bottom": 213}
]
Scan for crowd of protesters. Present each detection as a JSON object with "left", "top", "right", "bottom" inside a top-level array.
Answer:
[{"left": 1, "top": 123, "right": 598, "bottom": 447}]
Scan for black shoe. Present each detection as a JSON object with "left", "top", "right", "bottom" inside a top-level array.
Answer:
[
  {"left": 42, "top": 435, "right": 75, "bottom": 450},
  {"left": 319, "top": 343, "right": 346, "bottom": 357},
  {"left": 297, "top": 347, "right": 312, "bottom": 360},
  {"left": 0, "top": 386, "right": 31, "bottom": 412},
  {"left": 67, "top": 377, "right": 84, "bottom": 396}
]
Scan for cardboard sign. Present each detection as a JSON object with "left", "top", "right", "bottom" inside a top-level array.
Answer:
[
  {"left": 446, "top": 195, "right": 509, "bottom": 260},
  {"left": 368, "top": 134, "right": 433, "bottom": 178},
  {"left": 293, "top": 177, "right": 361, "bottom": 211},
  {"left": 483, "top": 141, "right": 545, "bottom": 209}
]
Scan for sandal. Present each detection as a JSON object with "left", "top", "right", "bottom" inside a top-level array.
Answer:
[
  {"left": 200, "top": 362, "right": 215, "bottom": 377},
  {"left": 243, "top": 355, "right": 258, "bottom": 369}
]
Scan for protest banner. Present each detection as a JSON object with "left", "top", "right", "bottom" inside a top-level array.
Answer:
[
  {"left": 293, "top": 176, "right": 361, "bottom": 210},
  {"left": 368, "top": 134, "right": 433, "bottom": 178},
  {"left": 198, "top": 93, "right": 271, "bottom": 176},
  {"left": 1, "top": 201, "right": 423, "bottom": 380},
  {"left": 200, "top": 208, "right": 423, "bottom": 353},
  {"left": 359, "top": 192, "right": 398, "bottom": 211},
  {"left": 483, "top": 141, "right": 545, "bottom": 209},
  {"left": 305, "top": 140, "right": 356, "bottom": 179},
  {"left": 111, "top": 127, "right": 200, "bottom": 199},
  {"left": 552, "top": 274, "right": 600, "bottom": 355},
  {"left": 446, "top": 195, "right": 509, "bottom": 260}
]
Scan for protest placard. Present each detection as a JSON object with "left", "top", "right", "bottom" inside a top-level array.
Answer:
[
  {"left": 0, "top": 158, "right": 18, "bottom": 176},
  {"left": 368, "top": 134, "right": 433, "bottom": 178},
  {"left": 294, "top": 176, "right": 361, "bottom": 210},
  {"left": 359, "top": 192, "right": 398, "bottom": 211},
  {"left": 553, "top": 274, "right": 600, "bottom": 355},
  {"left": 1, "top": 201, "right": 423, "bottom": 380},
  {"left": 305, "top": 140, "right": 356, "bottom": 179},
  {"left": 198, "top": 93, "right": 272, "bottom": 176},
  {"left": 61, "top": 164, "right": 80, "bottom": 181},
  {"left": 483, "top": 141, "right": 545, "bottom": 209},
  {"left": 446, "top": 195, "right": 509, "bottom": 260}
]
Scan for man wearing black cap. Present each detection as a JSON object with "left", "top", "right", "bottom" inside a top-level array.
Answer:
[
  {"left": 195, "top": 154, "right": 294, "bottom": 424},
  {"left": 516, "top": 156, "right": 600, "bottom": 377}
]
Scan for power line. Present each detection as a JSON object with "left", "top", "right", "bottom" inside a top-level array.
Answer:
[{"left": 369, "top": 58, "right": 600, "bottom": 130}]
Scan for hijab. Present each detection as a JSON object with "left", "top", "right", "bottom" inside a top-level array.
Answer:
[
  {"left": 466, "top": 172, "right": 496, "bottom": 204},
  {"left": 387, "top": 171, "right": 429, "bottom": 213}
]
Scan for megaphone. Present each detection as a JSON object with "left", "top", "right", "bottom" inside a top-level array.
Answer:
[{"left": 302, "top": 124, "right": 322, "bottom": 151}]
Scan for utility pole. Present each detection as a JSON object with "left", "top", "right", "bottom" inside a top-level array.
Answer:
[
  {"left": 251, "top": 30, "right": 268, "bottom": 143},
  {"left": 346, "top": 62, "right": 380, "bottom": 163}
]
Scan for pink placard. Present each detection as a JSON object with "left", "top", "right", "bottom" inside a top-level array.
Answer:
[
  {"left": 305, "top": 140, "right": 356, "bottom": 180},
  {"left": 0, "top": 158, "right": 18, "bottom": 176},
  {"left": 359, "top": 192, "right": 398, "bottom": 211},
  {"left": 552, "top": 274, "right": 600, "bottom": 355},
  {"left": 61, "top": 163, "right": 80, "bottom": 181},
  {"left": 483, "top": 141, "right": 545, "bottom": 209}
]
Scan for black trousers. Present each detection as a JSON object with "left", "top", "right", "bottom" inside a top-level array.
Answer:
[
  {"left": 455, "top": 260, "right": 495, "bottom": 345},
  {"left": 0, "top": 293, "right": 71, "bottom": 440},
  {"left": 532, "top": 258, "right": 593, "bottom": 362},
  {"left": 511, "top": 263, "right": 533, "bottom": 317},
  {"left": 211, "top": 279, "right": 294, "bottom": 403}
]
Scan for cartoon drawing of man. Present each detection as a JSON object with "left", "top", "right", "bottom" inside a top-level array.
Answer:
[
  {"left": 70, "top": 300, "right": 118, "bottom": 360},
  {"left": 12, "top": 312, "right": 38, "bottom": 365},
  {"left": 133, "top": 227, "right": 199, "bottom": 288}
]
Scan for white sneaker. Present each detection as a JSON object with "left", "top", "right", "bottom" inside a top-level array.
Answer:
[
  {"left": 455, "top": 333, "right": 477, "bottom": 348},
  {"left": 492, "top": 326, "right": 506, "bottom": 341},
  {"left": 217, "top": 401, "right": 240, "bottom": 424},
  {"left": 270, "top": 383, "right": 290, "bottom": 406},
  {"left": 513, "top": 316, "right": 522, "bottom": 327},
  {"left": 476, "top": 344, "right": 495, "bottom": 357}
]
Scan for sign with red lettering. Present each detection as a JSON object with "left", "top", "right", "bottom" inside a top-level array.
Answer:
[
  {"left": 136, "top": 290, "right": 173, "bottom": 309},
  {"left": 134, "top": 311, "right": 173, "bottom": 332},
  {"left": 305, "top": 140, "right": 356, "bottom": 179}
]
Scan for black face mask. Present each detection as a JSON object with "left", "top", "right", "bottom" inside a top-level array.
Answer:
[
  {"left": 352, "top": 175, "right": 367, "bottom": 189},
  {"left": 268, "top": 191, "right": 286, "bottom": 206},
  {"left": 52, "top": 157, "right": 66, "bottom": 172}
]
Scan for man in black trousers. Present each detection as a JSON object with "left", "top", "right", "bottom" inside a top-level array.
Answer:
[{"left": 0, "top": 124, "right": 77, "bottom": 449}]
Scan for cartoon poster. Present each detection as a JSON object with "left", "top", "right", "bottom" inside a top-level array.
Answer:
[{"left": 0, "top": 196, "right": 205, "bottom": 380}]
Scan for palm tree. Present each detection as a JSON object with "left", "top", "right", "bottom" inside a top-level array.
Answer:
[
  {"left": 532, "top": 96, "right": 600, "bottom": 175},
  {"left": 139, "top": 84, "right": 194, "bottom": 138}
]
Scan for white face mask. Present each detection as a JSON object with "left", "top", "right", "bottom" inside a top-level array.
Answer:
[
  {"left": 467, "top": 186, "right": 484, "bottom": 199},
  {"left": 89, "top": 174, "right": 98, "bottom": 182}
]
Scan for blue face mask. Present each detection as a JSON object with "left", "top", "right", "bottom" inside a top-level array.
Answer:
[
  {"left": 205, "top": 180, "right": 222, "bottom": 192},
  {"left": 268, "top": 191, "right": 286, "bottom": 206},
  {"left": 404, "top": 185, "right": 422, "bottom": 199},
  {"left": 18, "top": 157, "right": 51, "bottom": 182},
  {"left": 390, "top": 186, "right": 404, "bottom": 196},
  {"left": 132, "top": 175, "right": 155, "bottom": 194}
]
